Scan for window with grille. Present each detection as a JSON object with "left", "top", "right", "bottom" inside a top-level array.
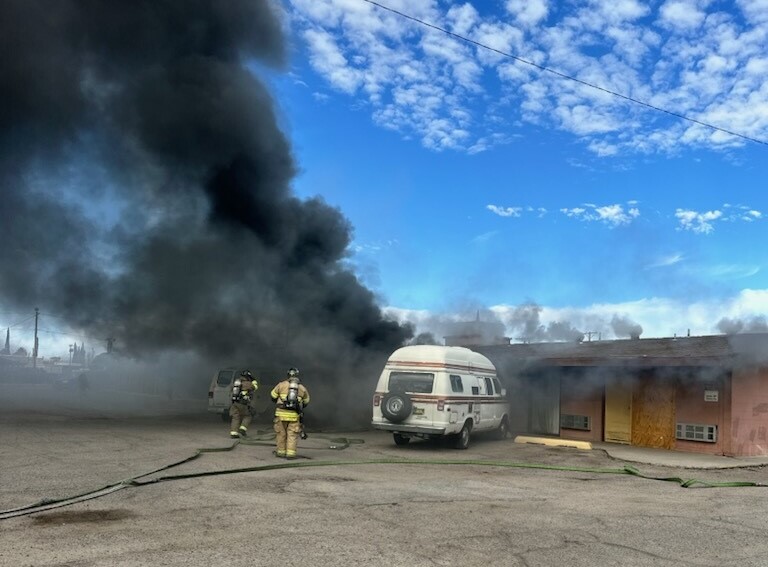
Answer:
[
  {"left": 676, "top": 423, "right": 717, "bottom": 443},
  {"left": 560, "top": 414, "right": 591, "bottom": 431}
]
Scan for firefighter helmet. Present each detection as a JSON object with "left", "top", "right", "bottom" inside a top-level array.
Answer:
[
  {"left": 240, "top": 370, "right": 253, "bottom": 380},
  {"left": 287, "top": 367, "right": 299, "bottom": 380}
]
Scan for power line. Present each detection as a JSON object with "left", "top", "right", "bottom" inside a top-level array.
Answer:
[
  {"left": 36, "top": 328, "right": 104, "bottom": 342},
  {"left": 1, "top": 314, "right": 36, "bottom": 329},
  {"left": 361, "top": 0, "right": 768, "bottom": 147}
]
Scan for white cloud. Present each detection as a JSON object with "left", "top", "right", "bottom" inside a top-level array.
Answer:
[
  {"left": 350, "top": 238, "right": 398, "bottom": 255},
  {"left": 705, "top": 264, "right": 761, "bottom": 279},
  {"left": 675, "top": 205, "right": 763, "bottom": 232},
  {"left": 658, "top": 0, "right": 707, "bottom": 31},
  {"left": 386, "top": 289, "right": 768, "bottom": 341},
  {"left": 675, "top": 208, "right": 723, "bottom": 233},
  {"left": 487, "top": 204, "right": 522, "bottom": 217},
  {"left": 561, "top": 203, "right": 640, "bottom": 226},
  {"left": 289, "top": 0, "right": 768, "bottom": 155},
  {"left": 505, "top": 0, "right": 549, "bottom": 28},
  {"left": 446, "top": 3, "right": 479, "bottom": 36},
  {"left": 527, "top": 206, "right": 548, "bottom": 217},
  {"left": 302, "top": 28, "right": 363, "bottom": 94},
  {"left": 737, "top": 0, "right": 768, "bottom": 24},
  {"left": 646, "top": 253, "right": 684, "bottom": 268}
]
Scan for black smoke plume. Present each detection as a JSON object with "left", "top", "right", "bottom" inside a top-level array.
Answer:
[
  {"left": 610, "top": 314, "right": 643, "bottom": 339},
  {"left": 717, "top": 316, "right": 768, "bottom": 335},
  {"left": 503, "top": 302, "right": 583, "bottom": 343},
  {"left": 0, "top": 1, "right": 411, "bottom": 422}
]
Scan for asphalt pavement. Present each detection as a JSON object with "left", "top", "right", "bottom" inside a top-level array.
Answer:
[{"left": 2, "top": 408, "right": 768, "bottom": 567}]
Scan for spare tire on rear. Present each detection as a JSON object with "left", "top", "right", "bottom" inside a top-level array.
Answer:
[{"left": 381, "top": 391, "right": 413, "bottom": 423}]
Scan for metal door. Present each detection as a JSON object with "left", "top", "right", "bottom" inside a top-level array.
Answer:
[{"left": 605, "top": 379, "right": 632, "bottom": 444}]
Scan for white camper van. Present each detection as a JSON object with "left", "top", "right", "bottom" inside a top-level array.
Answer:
[
  {"left": 207, "top": 367, "right": 269, "bottom": 421},
  {"left": 371, "top": 345, "right": 510, "bottom": 449}
]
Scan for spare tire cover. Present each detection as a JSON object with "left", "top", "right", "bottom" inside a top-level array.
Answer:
[{"left": 381, "top": 392, "right": 413, "bottom": 423}]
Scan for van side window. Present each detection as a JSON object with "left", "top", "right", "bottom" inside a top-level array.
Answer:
[
  {"left": 449, "top": 375, "right": 463, "bottom": 393},
  {"left": 389, "top": 372, "right": 435, "bottom": 393},
  {"left": 471, "top": 386, "right": 479, "bottom": 395},
  {"left": 492, "top": 378, "right": 503, "bottom": 396},
  {"left": 484, "top": 377, "right": 494, "bottom": 395}
]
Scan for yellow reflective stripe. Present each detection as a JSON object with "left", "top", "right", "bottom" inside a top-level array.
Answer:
[{"left": 275, "top": 410, "right": 300, "bottom": 421}]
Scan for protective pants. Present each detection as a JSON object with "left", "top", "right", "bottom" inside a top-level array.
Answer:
[
  {"left": 274, "top": 418, "right": 302, "bottom": 457},
  {"left": 229, "top": 403, "right": 252, "bottom": 436}
]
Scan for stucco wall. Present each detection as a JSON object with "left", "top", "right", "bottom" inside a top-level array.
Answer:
[
  {"left": 674, "top": 377, "right": 725, "bottom": 455},
  {"left": 560, "top": 372, "right": 603, "bottom": 442},
  {"left": 730, "top": 367, "right": 768, "bottom": 457}
]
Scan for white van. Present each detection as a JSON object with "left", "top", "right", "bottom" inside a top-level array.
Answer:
[
  {"left": 371, "top": 345, "right": 510, "bottom": 449},
  {"left": 207, "top": 367, "right": 269, "bottom": 421}
]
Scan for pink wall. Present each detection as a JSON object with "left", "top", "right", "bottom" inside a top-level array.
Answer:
[
  {"left": 729, "top": 368, "right": 768, "bottom": 457},
  {"left": 674, "top": 377, "right": 725, "bottom": 455},
  {"left": 560, "top": 374, "right": 603, "bottom": 442}
]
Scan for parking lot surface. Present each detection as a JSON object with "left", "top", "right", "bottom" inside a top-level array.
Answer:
[{"left": 2, "top": 410, "right": 768, "bottom": 567}]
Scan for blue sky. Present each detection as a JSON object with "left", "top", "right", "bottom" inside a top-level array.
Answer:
[
  {"left": 273, "top": 0, "right": 768, "bottom": 340},
  {"left": 4, "top": 0, "right": 768, "bottom": 358}
]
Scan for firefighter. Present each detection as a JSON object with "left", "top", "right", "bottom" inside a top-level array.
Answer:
[
  {"left": 270, "top": 368, "right": 310, "bottom": 459},
  {"left": 229, "top": 370, "right": 258, "bottom": 439}
]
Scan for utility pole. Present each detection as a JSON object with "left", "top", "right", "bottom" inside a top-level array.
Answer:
[{"left": 32, "top": 307, "right": 39, "bottom": 368}]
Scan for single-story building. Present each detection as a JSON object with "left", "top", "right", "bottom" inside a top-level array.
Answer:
[{"left": 476, "top": 333, "right": 768, "bottom": 457}]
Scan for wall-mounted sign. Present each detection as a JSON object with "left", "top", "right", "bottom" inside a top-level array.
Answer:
[{"left": 704, "top": 390, "right": 719, "bottom": 402}]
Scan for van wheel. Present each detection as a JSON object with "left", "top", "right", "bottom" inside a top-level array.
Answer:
[
  {"left": 453, "top": 422, "right": 471, "bottom": 450},
  {"left": 393, "top": 433, "right": 410, "bottom": 446},
  {"left": 381, "top": 392, "right": 413, "bottom": 424},
  {"left": 220, "top": 411, "right": 229, "bottom": 422},
  {"left": 494, "top": 417, "right": 510, "bottom": 440}
]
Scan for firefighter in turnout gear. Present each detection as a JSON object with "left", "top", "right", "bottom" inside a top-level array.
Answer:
[
  {"left": 229, "top": 370, "right": 258, "bottom": 439},
  {"left": 270, "top": 368, "right": 310, "bottom": 458}
]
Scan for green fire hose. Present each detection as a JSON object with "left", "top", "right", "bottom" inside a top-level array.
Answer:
[{"left": 1, "top": 434, "right": 764, "bottom": 521}]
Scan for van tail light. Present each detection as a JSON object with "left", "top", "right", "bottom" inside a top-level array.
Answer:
[
  {"left": 373, "top": 394, "right": 381, "bottom": 407},
  {"left": 208, "top": 391, "right": 214, "bottom": 398},
  {"left": 437, "top": 399, "right": 445, "bottom": 411}
]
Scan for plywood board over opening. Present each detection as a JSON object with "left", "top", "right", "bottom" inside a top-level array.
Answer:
[{"left": 631, "top": 371, "right": 676, "bottom": 449}]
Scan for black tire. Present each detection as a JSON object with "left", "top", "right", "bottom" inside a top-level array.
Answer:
[
  {"left": 453, "top": 422, "right": 471, "bottom": 450},
  {"left": 494, "top": 416, "right": 510, "bottom": 440},
  {"left": 381, "top": 392, "right": 413, "bottom": 423},
  {"left": 393, "top": 433, "right": 410, "bottom": 446},
  {"left": 220, "top": 411, "right": 229, "bottom": 422}
]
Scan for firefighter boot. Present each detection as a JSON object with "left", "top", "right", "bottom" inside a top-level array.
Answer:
[
  {"left": 230, "top": 431, "right": 240, "bottom": 439},
  {"left": 238, "top": 426, "right": 248, "bottom": 437}
]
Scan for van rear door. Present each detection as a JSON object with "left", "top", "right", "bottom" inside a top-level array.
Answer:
[
  {"left": 388, "top": 371, "right": 435, "bottom": 423},
  {"left": 211, "top": 369, "right": 235, "bottom": 409}
]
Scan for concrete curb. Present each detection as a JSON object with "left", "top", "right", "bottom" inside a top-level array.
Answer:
[{"left": 514, "top": 435, "right": 592, "bottom": 450}]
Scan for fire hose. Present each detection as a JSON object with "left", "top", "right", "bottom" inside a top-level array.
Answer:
[{"left": 1, "top": 436, "right": 765, "bottom": 521}]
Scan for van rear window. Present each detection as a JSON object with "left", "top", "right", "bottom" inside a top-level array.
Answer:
[
  {"left": 217, "top": 370, "right": 234, "bottom": 386},
  {"left": 388, "top": 372, "right": 434, "bottom": 394}
]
